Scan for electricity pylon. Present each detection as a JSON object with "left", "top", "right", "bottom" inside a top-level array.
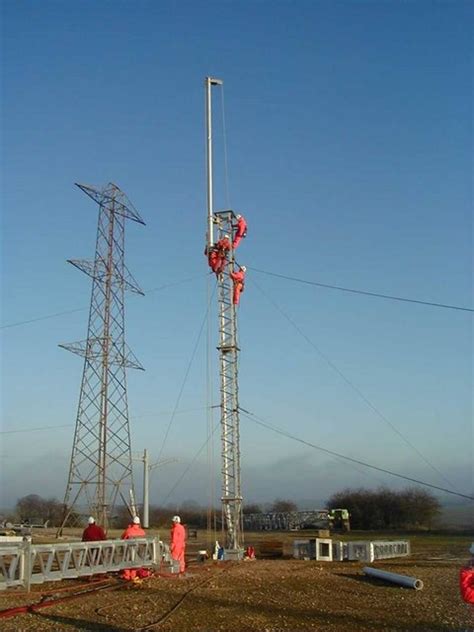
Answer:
[
  {"left": 58, "top": 182, "right": 145, "bottom": 533},
  {"left": 205, "top": 77, "right": 243, "bottom": 554}
]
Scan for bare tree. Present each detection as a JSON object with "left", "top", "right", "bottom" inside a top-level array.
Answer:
[
  {"left": 243, "top": 503, "right": 263, "bottom": 515},
  {"left": 271, "top": 499, "right": 298, "bottom": 513},
  {"left": 15, "top": 494, "right": 63, "bottom": 526}
]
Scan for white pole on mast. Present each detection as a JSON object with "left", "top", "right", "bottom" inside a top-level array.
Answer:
[{"left": 205, "top": 76, "right": 223, "bottom": 249}]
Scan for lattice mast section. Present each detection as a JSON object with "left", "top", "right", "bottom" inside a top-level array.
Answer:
[
  {"left": 215, "top": 211, "right": 243, "bottom": 551},
  {"left": 206, "top": 77, "right": 243, "bottom": 551},
  {"left": 58, "top": 183, "right": 145, "bottom": 533}
]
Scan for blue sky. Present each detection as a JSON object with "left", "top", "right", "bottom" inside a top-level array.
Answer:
[{"left": 1, "top": 0, "right": 472, "bottom": 511}]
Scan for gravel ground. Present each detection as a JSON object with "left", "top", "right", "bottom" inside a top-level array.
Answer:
[{"left": 1, "top": 531, "right": 472, "bottom": 631}]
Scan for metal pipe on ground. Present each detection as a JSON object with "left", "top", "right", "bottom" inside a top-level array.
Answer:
[{"left": 363, "top": 567, "right": 423, "bottom": 590}]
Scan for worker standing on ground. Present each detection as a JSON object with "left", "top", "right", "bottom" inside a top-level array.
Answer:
[
  {"left": 230, "top": 265, "right": 246, "bottom": 305},
  {"left": 460, "top": 542, "right": 474, "bottom": 604},
  {"left": 233, "top": 214, "right": 247, "bottom": 249},
  {"left": 170, "top": 515, "right": 186, "bottom": 573},
  {"left": 81, "top": 516, "right": 106, "bottom": 542},
  {"left": 121, "top": 515, "right": 145, "bottom": 540},
  {"left": 121, "top": 516, "right": 146, "bottom": 581}
]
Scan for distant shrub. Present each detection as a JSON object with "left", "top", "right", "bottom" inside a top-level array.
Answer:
[
  {"left": 327, "top": 487, "right": 441, "bottom": 530},
  {"left": 15, "top": 494, "right": 63, "bottom": 526}
]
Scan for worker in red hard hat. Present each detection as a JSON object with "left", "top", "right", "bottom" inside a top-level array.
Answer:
[
  {"left": 207, "top": 247, "right": 221, "bottom": 275},
  {"left": 214, "top": 234, "right": 231, "bottom": 276},
  {"left": 233, "top": 214, "right": 247, "bottom": 249},
  {"left": 121, "top": 515, "right": 145, "bottom": 540},
  {"left": 170, "top": 515, "right": 186, "bottom": 573},
  {"left": 216, "top": 234, "right": 231, "bottom": 253},
  {"left": 121, "top": 516, "right": 146, "bottom": 581},
  {"left": 230, "top": 266, "right": 246, "bottom": 305},
  {"left": 205, "top": 235, "right": 231, "bottom": 277},
  {"left": 82, "top": 516, "right": 106, "bottom": 542},
  {"left": 460, "top": 542, "right": 474, "bottom": 604}
]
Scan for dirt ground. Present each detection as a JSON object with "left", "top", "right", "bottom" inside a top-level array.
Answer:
[{"left": 1, "top": 529, "right": 472, "bottom": 632}]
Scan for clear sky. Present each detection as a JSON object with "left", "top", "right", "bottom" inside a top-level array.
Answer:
[{"left": 1, "top": 0, "right": 472, "bottom": 512}]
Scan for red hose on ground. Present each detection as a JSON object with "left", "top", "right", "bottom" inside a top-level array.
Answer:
[
  {"left": 0, "top": 605, "right": 30, "bottom": 618},
  {"left": 0, "top": 580, "right": 119, "bottom": 619}
]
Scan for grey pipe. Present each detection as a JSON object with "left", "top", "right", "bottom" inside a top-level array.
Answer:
[{"left": 363, "top": 566, "right": 424, "bottom": 590}]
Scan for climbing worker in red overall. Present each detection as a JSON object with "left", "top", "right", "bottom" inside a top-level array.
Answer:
[
  {"left": 170, "top": 515, "right": 186, "bottom": 573},
  {"left": 215, "top": 234, "right": 232, "bottom": 275},
  {"left": 82, "top": 516, "right": 106, "bottom": 542},
  {"left": 120, "top": 516, "right": 146, "bottom": 581},
  {"left": 205, "top": 245, "right": 221, "bottom": 275},
  {"left": 216, "top": 234, "right": 231, "bottom": 255},
  {"left": 230, "top": 265, "right": 246, "bottom": 305},
  {"left": 460, "top": 543, "right": 474, "bottom": 604},
  {"left": 233, "top": 214, "right": 247, "bottom": 249}
]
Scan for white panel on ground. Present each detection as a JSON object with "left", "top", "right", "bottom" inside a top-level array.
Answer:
[
  {"left": 372, "top": 541, "right": 410, "bottom": 560},
  {"left": 332, "top": 541, "right": 349, "bottom": 562},
  {"left": 348, "top": 541, "right": 374, "bottom": 562},
  {"left": 293, "top": 539, "right": 312, "bottom": 559},
  {"left": 315, "top": 538, "right": 333, "bottom": 562},
  {"left": 347, "top": 540, "right": 411, "bottom": 563}
]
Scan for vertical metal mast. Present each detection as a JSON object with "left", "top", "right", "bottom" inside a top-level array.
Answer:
[
  {"left": 58, "top": 183, "right": 145, "bottom": 533},
  {"left": 206, "top": 77, "right": 218, "bottom": 250},
  {"left": 205, "top": 77, "right": 243, "bottom": 553}
]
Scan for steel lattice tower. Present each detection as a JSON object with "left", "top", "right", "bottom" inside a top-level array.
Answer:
[
  {"left": 215, "top": 211, "right": 243, "bottom": 552},
  {"left": 206, "top": 77, "right": 243, "bottom": 553},
  {"left": 58, "top": 183, "right": 145, "bottom": 533}
]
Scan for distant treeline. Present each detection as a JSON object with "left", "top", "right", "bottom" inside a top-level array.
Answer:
[
  {"left": 5, "top": 488, "right": 441, "bottom": 530},
  {"left": 3, "top": 496, "right": 300, "bottom": 529},
  {"left": 327, "top": 487, "right": 441, "bottom": 530}
]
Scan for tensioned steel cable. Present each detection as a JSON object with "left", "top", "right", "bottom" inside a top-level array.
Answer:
[
  {"left": 248, "top": 266, "right": 474, "bottom": 313},
  {"left": 6, "top": 260, "right": 468, "bottom": 331},
  {"left": 0, "top": 274, "right": 206, "bottom": 330},
  {"left": 239, "top": 407, "right": 474, "bottom": 501},
  {"left": 0, "top": 424, "right": 74, "bottom": 434},
  {"left": 160, "top": 418, "right": 220, "bottom": 506},
  {"left": 160, "top": 399, "right": 386, "bottom": 505},
  {"left": 156, "top": 281, "right": 217, "bottom": 464},
  {"left": 0, "top": 408, "right": 212, "bottom": 435},
  {"left": 249, "top": 276, "right": 458, "bottom": 492},
  {"left": 145, "top": 273, "right": 206, "bottom": 294},
  {"left": 0, "top": 307, "right": 87, "bottom": 330}
]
